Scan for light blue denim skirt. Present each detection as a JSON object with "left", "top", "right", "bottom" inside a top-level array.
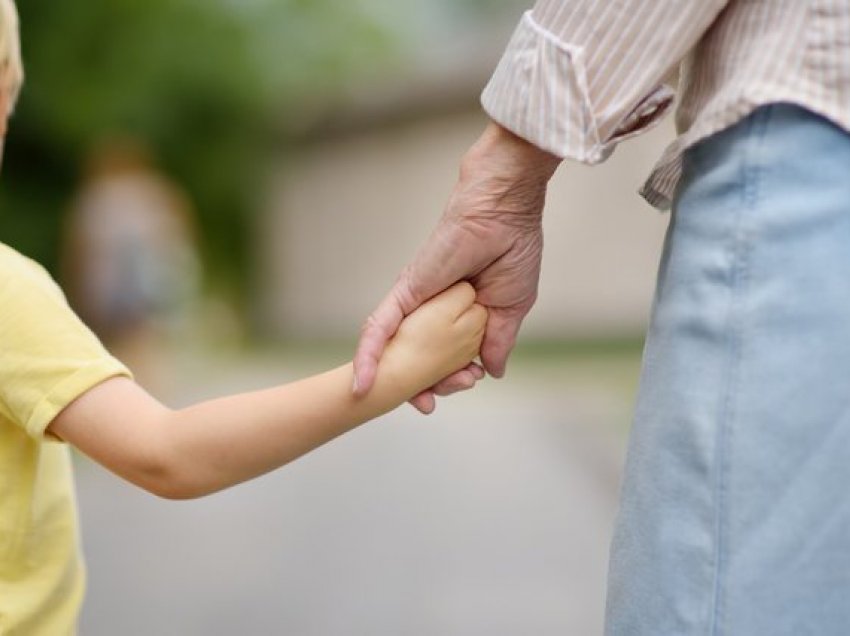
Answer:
[{"left": 605, "top": 103, "right": 850, "bottom": 635}]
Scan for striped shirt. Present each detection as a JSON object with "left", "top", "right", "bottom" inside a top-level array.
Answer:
[{"left": 482, "top": 1, "right": 850, "bottom": 209}]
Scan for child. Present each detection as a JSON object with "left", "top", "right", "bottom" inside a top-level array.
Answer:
[{"left": 0, "top": 3, "right": 487, "bottom": 633}]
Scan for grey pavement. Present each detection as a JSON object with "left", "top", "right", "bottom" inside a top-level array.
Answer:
[{"left": 75, "top": 351, "right": 632, "bottom": 636}]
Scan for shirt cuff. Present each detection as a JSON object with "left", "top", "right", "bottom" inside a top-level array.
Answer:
[
  {"left": 25, "top": 359, "right": 131, "bottom": 441},
  {"left": 481, "top": 11, "right": 675, "bottom": 164}
]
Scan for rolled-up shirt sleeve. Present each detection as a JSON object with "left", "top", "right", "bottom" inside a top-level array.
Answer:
[{"left": 482, "top": 0, "right": 729, "bottom": 163}]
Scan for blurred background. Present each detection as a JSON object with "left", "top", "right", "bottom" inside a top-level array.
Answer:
[{"left": 4, "top": 0, "right": 675, "bottom": 633}]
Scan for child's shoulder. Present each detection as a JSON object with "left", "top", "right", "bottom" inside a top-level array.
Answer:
[
  {"left": 0, "top": 242, "right": 61, "bottom": 289},
  {"left": 0, "top": 241, "right": 129, "bottom": 437},
  {"left": 0, "top": 242, "right": 70, "bottom": 312}
]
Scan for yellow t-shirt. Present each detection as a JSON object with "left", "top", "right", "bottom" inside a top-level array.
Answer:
[{"left": 0, "top": 243, "right": 129, "bottom": 635}]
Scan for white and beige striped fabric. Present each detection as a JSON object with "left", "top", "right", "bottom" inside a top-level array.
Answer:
[{"left": 482, "top": 0, "right": 850, "bottom": 209}]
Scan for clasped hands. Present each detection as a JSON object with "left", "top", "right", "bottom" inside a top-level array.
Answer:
[{"left": 353, "top": 121, "right": 561, "bottom": 413}]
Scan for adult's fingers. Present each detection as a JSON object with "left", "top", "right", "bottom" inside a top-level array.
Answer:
[
  {"left": 432, "top": 362, "right": 485, "bottom": 395},
  {"left": 408, "top": 363, "right": 485, "bottom": 414},
  {"left": 353, "top": 289, "right": 407, "bottom": 396},
  {"left": 479, "top": 309, "right": 524, "bottom": 378},
  {"left": 354, "top": 262, "right": 475, "bottom": 396},
  {"left": 410, "top": 389, "right": 436, "bottom": 414}
]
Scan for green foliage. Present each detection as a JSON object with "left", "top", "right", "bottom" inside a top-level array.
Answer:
[{"left": 2, "top": 0, "right": 393, "bottom": 294}]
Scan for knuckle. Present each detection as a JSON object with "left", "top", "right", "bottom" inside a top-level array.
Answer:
[
  {"left": 458, "top": 375, "right": 475, "bottom": 390},
  {"left": 360, "top": 314, "right": 375, "bottom": 334},
  {"left": 362, "top": 311, "right": 393, "bottom": 339},
  {"left": 395, "top": 267, "right": 423, "bottom": 309}
]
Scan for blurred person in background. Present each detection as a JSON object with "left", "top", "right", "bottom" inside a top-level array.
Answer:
[
  {"left": 355, "top": 1, "right": 850, "bottom": 634},
  {"left": 62, "top": 137, "right": 201, "bottom": 392}
]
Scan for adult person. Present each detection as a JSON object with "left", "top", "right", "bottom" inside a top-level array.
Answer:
[{"left": 354, "top": 1, "right": 850, "bottom": 633}]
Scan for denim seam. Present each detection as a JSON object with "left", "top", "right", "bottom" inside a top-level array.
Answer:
[{"left": 709, "top": 105, "right": 772, "bottom": 636}]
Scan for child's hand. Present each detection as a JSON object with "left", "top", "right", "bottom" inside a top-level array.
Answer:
[{"left": 377, "top": 282, "right": 487, "bottom": 400}]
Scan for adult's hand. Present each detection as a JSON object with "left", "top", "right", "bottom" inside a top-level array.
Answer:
[{"left": 353, "top": 121, "right": 561, "bottom": 413}]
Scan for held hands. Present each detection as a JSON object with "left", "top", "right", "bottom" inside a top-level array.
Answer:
[
  {"left": 354, "top": 121, "right": 561, "bottom": 413},
  {"left": 377, "top": 282, "right": 487, "bottom": 401}
]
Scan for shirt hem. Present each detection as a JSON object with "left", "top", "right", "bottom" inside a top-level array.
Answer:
[{"left": 25, "top": 360, "right": 131, "bottom": 440}]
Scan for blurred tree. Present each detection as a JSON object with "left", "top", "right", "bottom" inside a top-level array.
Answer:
[{"left": 2, "top": 0, "right": 392, "bottom": 300}]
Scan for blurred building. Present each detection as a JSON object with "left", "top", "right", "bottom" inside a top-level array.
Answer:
[{"left": 258, "top": 7, "right": 673, "bottom": 341}]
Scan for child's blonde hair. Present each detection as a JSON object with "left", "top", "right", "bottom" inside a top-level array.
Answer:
[{"left": 0, "top": 0, "right": 22, "bottom": 117}]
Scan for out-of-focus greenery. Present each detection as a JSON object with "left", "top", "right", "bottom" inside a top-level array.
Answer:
[{"left": 2, "top": 0, "right": 393, "bottom": 296}]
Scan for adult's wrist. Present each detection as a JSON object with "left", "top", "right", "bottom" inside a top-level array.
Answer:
[{"left": 461, "top": 120, "right": 561, "bottom": 184}]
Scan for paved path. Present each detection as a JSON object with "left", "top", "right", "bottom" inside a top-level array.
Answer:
[{"left": 75, "top": 352, "right": 631, "bottom": 635}]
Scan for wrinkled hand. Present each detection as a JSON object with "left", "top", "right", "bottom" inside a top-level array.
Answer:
[{"left": 353, "top": 122, "right": 561, "bottom": 413}]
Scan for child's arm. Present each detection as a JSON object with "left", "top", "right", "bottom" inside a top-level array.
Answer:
[{"left": 48, "top": 283, "right": 487, "bottom": 499}]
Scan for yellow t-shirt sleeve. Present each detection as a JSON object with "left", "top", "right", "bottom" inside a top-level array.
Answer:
[{"left": 0, "top": 243, "right": 131, "bottom": 440}]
